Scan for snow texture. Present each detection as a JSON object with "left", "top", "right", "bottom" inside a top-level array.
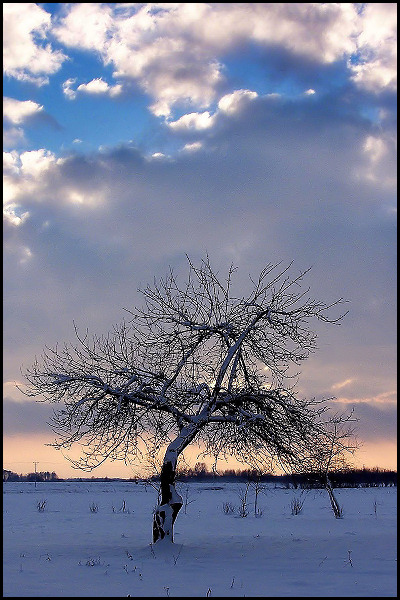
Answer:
[{"left": 3, "top": 481, "right": 396, "bottom": 597}]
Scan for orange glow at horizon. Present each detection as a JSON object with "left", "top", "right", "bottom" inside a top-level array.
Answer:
[{"left": 3, "top": 433, "right": 397, "bottom": 479}]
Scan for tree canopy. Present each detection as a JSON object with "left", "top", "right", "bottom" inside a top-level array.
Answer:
[{"left": 23, "top": 257, "right": 356, "bottom": 541}]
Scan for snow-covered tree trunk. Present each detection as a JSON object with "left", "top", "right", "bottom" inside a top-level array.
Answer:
[
  {"left": 152, "top": 459, "right": 182, "bottom": 543},
  {"left": 152, "top": 423, "right": 200, "bottom": 543}
]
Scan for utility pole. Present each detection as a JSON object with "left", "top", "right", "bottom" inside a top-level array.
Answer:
[{"left": 34, "top": 462, "right": 38, "bottom": 488}]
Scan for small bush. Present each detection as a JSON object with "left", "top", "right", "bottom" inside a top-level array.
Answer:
[
  {"left": 237, "top": 482, "right": 250, "bottom": 518},
  {"left": 120, "top": 500, "right": 130, "bottom": 513},
  {"left": 222, "top": 502, "right": 236, "bottom": 515},
  {"left": 112, "top": 500, "right": 131, "bottom": 513},
  {"left": 89, "top": 502, "right": 99, "bottom": 513},
  {"left": 37, "top": 500, "right": 46, "bottom": 512},
  {"left": 290, "top": 496, "right": 305, "bottom": 515},
  {"left": 84, "top": 557, "right": 101, "bottom": 567}
]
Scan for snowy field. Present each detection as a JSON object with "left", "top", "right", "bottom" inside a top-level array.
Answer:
[{"left": 3, "top": 480, "right": 396, "bottom": 597}]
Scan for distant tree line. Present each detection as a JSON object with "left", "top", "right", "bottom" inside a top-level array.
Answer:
[
  {"left": 279, "top": 467, "right": 397, "bottom": 488},
  {"left": 3, "top": 469, "right": 61, "bottom": 482},
  {"left": 3, "top": 465, "right": 396, "bottom": 487},
  {"left": 172, "top": 463, "right": 397, "bottom": 488}
]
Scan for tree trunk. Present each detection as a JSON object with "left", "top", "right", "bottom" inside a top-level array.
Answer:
[
  {"left": 152, "top": 458, "right": 183, "bottom": 543},
  {"left": 152, "top": 421, "right": 202, "bottom": 543},
  {"left": 324, "top": 475, "right": 342, "bottom": 518}
]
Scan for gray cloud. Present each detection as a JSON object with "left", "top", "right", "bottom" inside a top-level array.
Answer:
[
  {"left": 331, "top": 400, "right": 397, "bottom": 445},
  {"left": 3, "top": 397, "right": 56, "bottom": 435},
  {"left": 3, "top": 93, "right": 396, "bottom": 448}
]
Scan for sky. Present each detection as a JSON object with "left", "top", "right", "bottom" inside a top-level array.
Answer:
[{"left": 3, "top": 3, "right": 397, "bottom": 479}]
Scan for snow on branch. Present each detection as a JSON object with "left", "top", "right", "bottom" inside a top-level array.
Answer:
[{"left": 22, "top": 256, "right": 354, "bottom": 480}]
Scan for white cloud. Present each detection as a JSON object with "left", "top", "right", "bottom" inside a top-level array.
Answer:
[
  {"left": 53, "top": 3, "right": 113, "bottom": 52},
  {"left": 350, "top": 3, "right": 397, "bottom": 92},
  {"left": 357, "top": 133, "right": 397, "bottom": 188},
  {"left": 351, "top": 56, "right": 397, "bottom": 93},
  {"left": 3, "top": 203, "right": 30, "bottom": 228},
  {"left": 19, "top": 149, "right": 57, "bottom": 178},
  {"left": 52, "top": 3, "right": 364, "bottom": 117},
  {"left": 3, "top": 151, "right": 21, "bottom": 175},
  {"left": 63, "top": 77, "right": 122, "bottom": 100},
  {"left": 3, "top": 151, "right": 23, "bottom": 209},
  {"left": 168, "top": 89, "right": 258, "bottom": 134},
  {"left": 77, "top": 78, "right": 122, "bottom": 97},
  {"left": 5, "top": 3, "right": 396, "bottom": 120},
  {"left": 168, "top": 111, "right": 215, "bottom": 131},
  {"left": 3, "top": 148, "right": 105, "bottom": 222},
  {"left": 3, "top": 97, "right": 44, "bottom": 125},
  {"left": 3, "top": 152, "right": 31, "bottom": 226},
  {"left": 62, "top": 78, "right": 77, "bottom": 100},
  {"left": 3, "top": 150, "right": 59, "bottom": 225},
  {"left": 182, "top": 141, "right": 203, "bottom": 153},
  {"left": 3, "top": 98, "right": 45, "bottom": 151},
  {"left": 3, "top": 127, "right": 26, "bottom": 149},
  {"left": 218, "top": 90, "right": 258, "bottom": 115},
  {"left": 77, "top": 78, "right": 109, "bottom": 94},
  {"left": 364, "top": 136, "right": 388, "bottom": 164},
  {"left": 3, "top": 2, "right": 66, "bottom": 85}
]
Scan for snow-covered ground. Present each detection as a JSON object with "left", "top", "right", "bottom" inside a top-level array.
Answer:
[{"left": 3, "top": 480, "right": 396, "bottom": 597}]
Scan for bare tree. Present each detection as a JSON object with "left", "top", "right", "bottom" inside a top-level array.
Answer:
[
  {"left": 22, "top": 256, "right": 355, "bottom": 543},
  {"left": 306, "top": 412, "right": 358, "bottom": 517}
]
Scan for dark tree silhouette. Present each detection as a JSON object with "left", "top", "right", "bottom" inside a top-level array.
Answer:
[{"left": 23, "top": 256, "right": 356, "bottom": 542}]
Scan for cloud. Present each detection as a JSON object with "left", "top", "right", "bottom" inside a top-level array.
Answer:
[
  {"left": 3, "top": 149, "right": 60, "bottom": 227},
  {"left": 63, "top": 77, "right": 123, "bottom": 100},
  {"left": 62, "top": 78, "right": 77, "bottom": 100},
  {"left": 3, "top": 2, "right": 66, "bottom": 85},
  {"left": 3, "top": 92, "right": 396, "bottom": 453},
  {"left": 3, "top": 97, "right": 61, "bottom": 151},
  {"left": 3, "top": 205, "right": 30, "bottom": 228},
  {"left": 51, "top": 3, "right": 395, "bottom": 118},
  {"left": 3, "top": 397, "right": 56, "bottom": 435},
  {"left": 218, "top": 90, "right": 258, "bottom": 115},
  {"left": 167, "top": 89, "right": 258, "bottom": 133},
  {"left": 332, "top": 398, "right": 397, "bottom": 444},
  {"left": 3, "top": 126, "right": 26, "bottom": 149},
  {"left": 331, "top": 378, "right": 356, "bottom": 391},
  {"left": 3, "top": 97, "right": 45, "bottom": 151},
  {"left": 77, "top": 78, "right": 122, "bottom": 97},
  {"left": 356, "top": 131, "right": 397, "bottom": 189},
  {"left": 53, "top": 2, "right": 114, "bottom": 52},
  {"left": 19, "top": 149, "right": 59, "bottom": 178},
  {"left": 4, "top": 93, "right": 396, "bottom": 307},
  {"left": 5, "top": 3, "right": 395, "bottom": 117},
  {"left": 350, "top": 3, "right": 397, "bottom": 93},
  {"left": 168, "top": 111, "right": 215, "bottom": 132},
  {"left": 3, "top": 97, "right": 44, "bottom": 125},
  {"left": 181, "top": 141, "right": 203, "bottom": 153}
]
